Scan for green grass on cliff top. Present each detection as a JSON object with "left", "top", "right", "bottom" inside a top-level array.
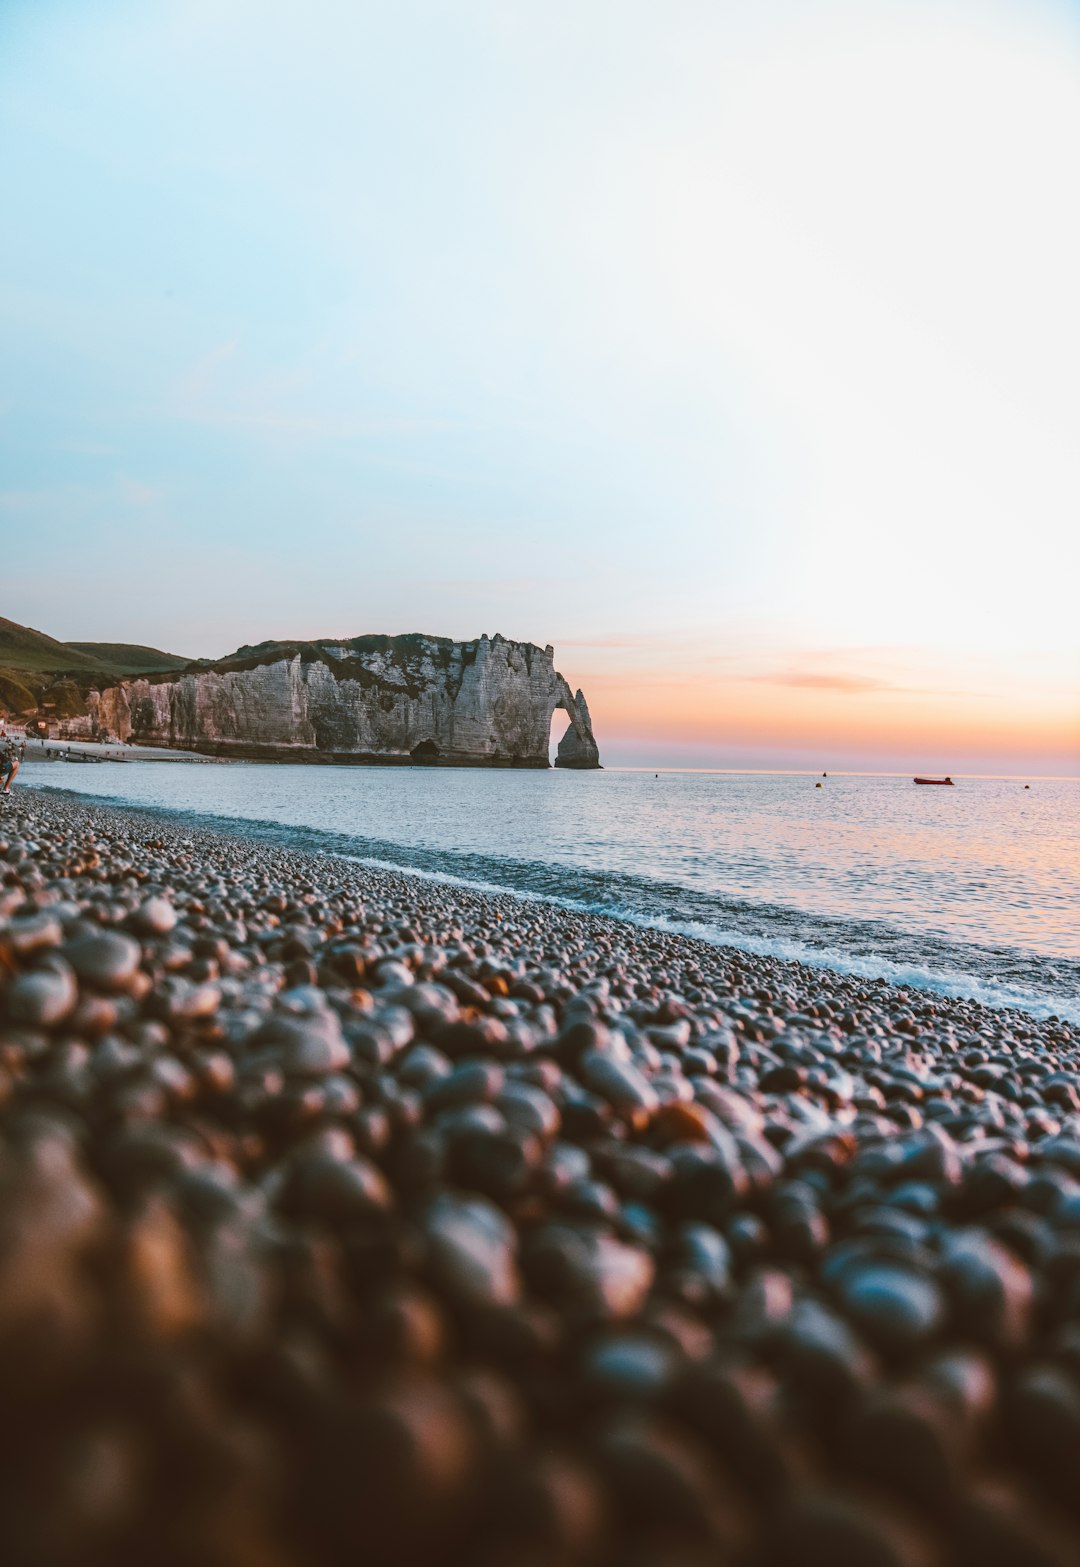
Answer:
[
  {"left": 0, "top": 617, "right": 189, "bottom": 676},
  {"left": 64, "top": 641, "right": 190, "bottom": 675}
]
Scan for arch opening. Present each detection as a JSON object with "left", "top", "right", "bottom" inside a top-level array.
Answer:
[{"left": 548, "top": 706, "right": 574, "bottom": 765}]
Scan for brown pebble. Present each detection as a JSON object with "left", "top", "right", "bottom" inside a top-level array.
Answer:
[
  {"left": 5, "top": 962, "right": 78, "bottom": 1026},
  {"left": 64, "top": 929, "right": 142, "bottom": 990}
]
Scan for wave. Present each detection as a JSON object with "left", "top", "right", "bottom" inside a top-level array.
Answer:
[{"left": 35, "top": 784, "right": 1080, "bottom": 1025}]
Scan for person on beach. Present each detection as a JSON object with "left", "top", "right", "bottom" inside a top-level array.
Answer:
[{"left": 0, "top": 739, "right": 19, "bottom": 794}]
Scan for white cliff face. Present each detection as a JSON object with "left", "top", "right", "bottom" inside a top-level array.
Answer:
[{"left": 88, "top": 633, "right": 601, "bottom": 768}]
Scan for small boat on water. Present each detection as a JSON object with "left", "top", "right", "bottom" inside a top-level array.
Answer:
[{"left": 914, "top": 776, "right": 954, "bottom": 785}]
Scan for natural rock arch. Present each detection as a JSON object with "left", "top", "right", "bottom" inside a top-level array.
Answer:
[{"left": 552, "top": 683, "right": 601, "bottom": 769}]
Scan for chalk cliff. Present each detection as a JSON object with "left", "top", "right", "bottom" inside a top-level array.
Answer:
[{"left": 87, "top": 633, "right": 601, "bottom": 768}]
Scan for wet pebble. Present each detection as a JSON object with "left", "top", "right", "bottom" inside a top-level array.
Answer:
[
  {"left": 837, "top": 1264, "right": 945, "bottom": 1356},
  {"left": 422, "top": 1193, "right": 521, "bottom": 1307},
  {"left": 5, "top": 960, "right": 78, "bottom": 1026},
  {"left": 63, "top": 929, "right": 142, "bottom": 990}
]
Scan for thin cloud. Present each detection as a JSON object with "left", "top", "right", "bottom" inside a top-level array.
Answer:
[
  {"left": 117, "top": 477, "right": 162, "bottom": 507},
  {"left": 745, "top": 665, "right": 991, "bottom": 699},
  {"left": 750, "top": 670, "right": 895, "bottom": 693}
]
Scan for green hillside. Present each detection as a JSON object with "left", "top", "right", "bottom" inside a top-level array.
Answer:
[
  {"left": 0, "top": 617, "right": 189, "bottom": 677},
  {"left": 0, "top": 614, "right": 191, "bottom": 716},
  {"left": 0, "top": 617, "right": 105, "bottom": 674},
  {"left": 65, "top": 641, "right": 191, "bottom": 675}
]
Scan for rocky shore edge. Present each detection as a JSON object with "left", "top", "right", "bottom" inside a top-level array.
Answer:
[{"left": 1, "top": 788, "right": 1079, "bottom": 1566}]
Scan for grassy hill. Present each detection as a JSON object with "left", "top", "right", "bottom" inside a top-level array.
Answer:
[
  {"left": 0, "top": 617, "right": 106, "bottom": 675},
  {"left": 0, "top": 615, "right": 191, "bottom": 716},
  {"left": 0, "top": 617, "right": 189, "bottom": 677},
  {"left": 64, "top": 641, "right": 190, "bottom": 675}
]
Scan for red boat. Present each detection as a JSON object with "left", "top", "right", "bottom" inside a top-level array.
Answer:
[{"left": 914, "top": 776, "right": 954, "bottom": 785}]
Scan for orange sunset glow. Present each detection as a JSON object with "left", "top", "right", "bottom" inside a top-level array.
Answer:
[{"left": 572, "top": 643, "right": 1079, "bottom": 773}]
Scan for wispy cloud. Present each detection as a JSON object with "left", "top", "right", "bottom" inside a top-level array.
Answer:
[
  {"left": 746, "top": 664, "right": 990, "bottom": 702},
  {"left": 749, "top": 670, "right": 895, "bottom": 694},
  {"left": 117, "top": 476, "right": 162, "bottom": 507},
  {"left": 175, "top": 338, "right": 240, "bottom": 407}
]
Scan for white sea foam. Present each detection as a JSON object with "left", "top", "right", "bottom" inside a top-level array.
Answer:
[{"left": 344, "top": 854, "right": 1080, "bottom": 1025}]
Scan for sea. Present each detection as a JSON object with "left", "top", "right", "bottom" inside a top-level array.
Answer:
[{"left": 28, "top": 763, "right": 1080, "bottom": 1025}]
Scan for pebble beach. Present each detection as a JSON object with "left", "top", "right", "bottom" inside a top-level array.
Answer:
[{"left": 2, "top": 787, "right": 1079, "bottom": 1567}]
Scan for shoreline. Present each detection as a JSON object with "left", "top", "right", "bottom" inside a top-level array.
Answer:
[
  {"left": 2, "top": 787, "right": 1079, "bottom": 1563},
  {"left": 18, "top": 778, "right": 1078, "bottom": 1028},
  {"left": 14, "top": 785, "right": 1060, "bottom": 1055}
]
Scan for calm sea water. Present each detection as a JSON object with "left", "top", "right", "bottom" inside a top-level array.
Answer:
[{"left": 29, "top": 763, "right": 1080, "bottom": 1023}]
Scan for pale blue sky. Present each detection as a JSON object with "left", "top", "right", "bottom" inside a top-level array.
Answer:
[{"left": 2, "top": 0, "right": 1078, "bottom": 769}]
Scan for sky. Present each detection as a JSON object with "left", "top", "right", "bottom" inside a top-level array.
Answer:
[{"left": 1, "top": 0, "right": 1078, "bottom": 773}]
